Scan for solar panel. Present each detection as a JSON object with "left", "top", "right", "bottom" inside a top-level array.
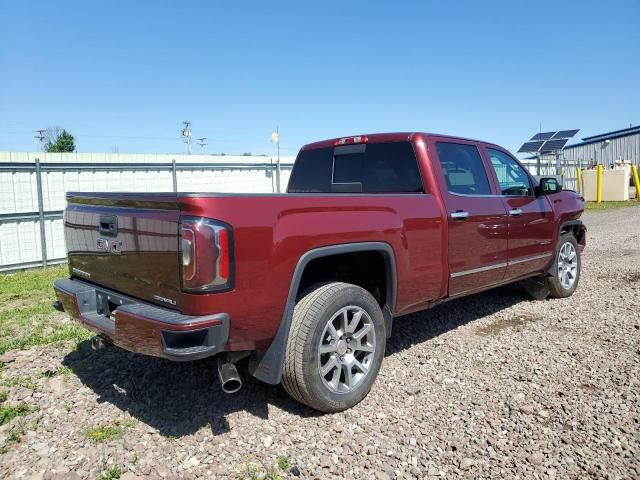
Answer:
[
  {"left": 530, "top": 131, "right": 557, "bottom": 141},
  {"left": 551, "top": 129, "right": 579, "bottom": 139},
  {"left": 540, "top": 139, "right": 569, "bottom": 151},
  {"left": 518, "top": 141, "right": 545, "bottom": 153}
]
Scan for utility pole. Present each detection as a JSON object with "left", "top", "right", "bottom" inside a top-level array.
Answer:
[
  {"left": 181, "top": 121, "right": 192, "bottom": 155},
  {"left": 271, "top": 127, "right": 281, "bottom": 193},
  {"left": 34, "top": 129, "right": 46, "bottom": 149},
  {"left": 196, "top": 137, "right": 208, "bottom": 151}
]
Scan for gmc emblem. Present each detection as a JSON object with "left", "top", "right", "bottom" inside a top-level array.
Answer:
[{"left": 96, "top": 237, "right": 122, "bottom": 255}]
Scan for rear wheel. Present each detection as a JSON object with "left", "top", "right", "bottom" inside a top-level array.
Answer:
[
  {"left": 282, "top": 282, "right": 386, "bottom": 412},
  {"left": 545, "top": 233, "right": 581, "bottom": 298}
]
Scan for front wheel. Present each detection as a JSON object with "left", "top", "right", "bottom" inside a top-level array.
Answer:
[
  {"left": 545, "top": 233, "right": 581, "bottom": 298},
  {"left": 281, "top": 282, "right": 386, "bottom": 412}
]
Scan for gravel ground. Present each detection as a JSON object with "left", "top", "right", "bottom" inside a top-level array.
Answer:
[{"left": 1, "top": 207, "right": 639, "bottom": 480}]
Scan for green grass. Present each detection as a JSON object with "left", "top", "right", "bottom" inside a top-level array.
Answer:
[
  {"left": 0, "top": 375, "right": 37, "bottom": 390},
  {"left": 0, "top": 428, "right": 23, "bottom": 454},
  {"left": 84, "top": 423, "right": 124, "bottom": 443},
  {"left": 0, "top": 402, "right": 35, "bottom": 426},
  {"left": 276, "top": 455, "right": 290, "bottom": 471},
  {"left": 39, "top": 366, "right": 72, "bottom": 378},
  {"left": 585, "top": 200, "right": 640, "bottom": 210},
  {"left": 238, "top": 456, "right": 293, "bottom": 480},
  {"left": 0, "top": 265, "right": 91, "bottom": 354},
  {"left": 97, "top": 466, "right": 122, "bottom": 480}
]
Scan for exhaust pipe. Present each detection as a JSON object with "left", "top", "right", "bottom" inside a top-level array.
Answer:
[
  {"left": 91, "top": 335, "right": 107, "bottom": 351},
  {"left": 217, "top": 359, "right": 242, "bottom": 394}
]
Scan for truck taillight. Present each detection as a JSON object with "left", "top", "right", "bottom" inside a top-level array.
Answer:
[{"left": 179, "top": 217, "right": 234, "bottom": 292}]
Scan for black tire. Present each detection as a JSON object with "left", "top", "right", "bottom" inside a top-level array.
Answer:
[
  {"left": 281, "top": 282, "right": 386, "bottom": 412},
  {"left": 545, "top": 233, "right": 581, "bottom": 298}
]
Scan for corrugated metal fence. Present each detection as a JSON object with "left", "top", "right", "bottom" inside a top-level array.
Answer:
[{"left": 0, "top": 158, "right": 293, "bottom": 271}]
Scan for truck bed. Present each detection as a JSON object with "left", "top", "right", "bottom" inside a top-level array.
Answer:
[{"left": 63, "top": 191, "right": 445, "bottom": 351}]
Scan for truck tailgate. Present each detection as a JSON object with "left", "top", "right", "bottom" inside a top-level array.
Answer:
[{"left": 64, "top": 193, "right": 183, "bottom": 309}]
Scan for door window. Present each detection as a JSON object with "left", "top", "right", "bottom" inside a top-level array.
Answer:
[
  {"left": 436, "top": 142, "right": 492, "bottom": 195},
  {"left": 487, "top": 149, "right": 533, "bottom": 196}
]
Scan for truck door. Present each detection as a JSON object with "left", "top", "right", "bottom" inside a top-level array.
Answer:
[
  {"left": 430, "top": 140, "right": 508, "bottom": 296},
  {"left": 483, "top": 147, "right": 555, "bottom": 279}
]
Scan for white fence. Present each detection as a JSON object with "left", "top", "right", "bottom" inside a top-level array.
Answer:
[{"left": 0, "top": 152, "right": 294, "bottom": 271}]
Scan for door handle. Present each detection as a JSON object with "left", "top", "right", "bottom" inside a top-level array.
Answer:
[
  {"left": 508, "top": 208, "right": 523, "bottom": 216},
  {"left": 450, "top": 211, "right": 469, "bottom": 220}
]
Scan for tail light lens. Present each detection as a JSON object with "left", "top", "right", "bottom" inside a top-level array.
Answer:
[
  {"left": 335, "top": 135, "right": 368, "bottom": 146},
  {"left": 179, "top": 217, "right": 234, "bottom": 292}
]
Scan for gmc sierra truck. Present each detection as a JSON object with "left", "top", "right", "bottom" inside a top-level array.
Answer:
[{"left": 53, "top": 132, "right": 585, "bottom": 412}]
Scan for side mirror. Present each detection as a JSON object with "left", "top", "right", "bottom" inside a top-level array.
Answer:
[{"left": 537, "top": 177, "right": 562, "bottom": 196}]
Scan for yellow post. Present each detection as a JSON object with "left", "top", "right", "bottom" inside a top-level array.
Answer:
[
  {"left": 576, "top": 167, "right": 582, "bottom": 194},
  {"left": 632, "top": 165, "right": 640, "bottom": 201},
  {"left": 596, "top": 164, "right": 603, "bottom": 203}
]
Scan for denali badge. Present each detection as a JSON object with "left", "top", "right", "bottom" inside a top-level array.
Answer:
[
  {"left": 96, "top": 237, "right": 122, "bottom": 255},
  {"left": 153, "top": 295, "right": 177, "bottom": 306}
]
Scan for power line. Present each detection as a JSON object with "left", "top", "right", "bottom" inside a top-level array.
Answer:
[{"left": 1, "top": 129, "right": 275, "bottom": 143}]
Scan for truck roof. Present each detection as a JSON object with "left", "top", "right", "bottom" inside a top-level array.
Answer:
[{"left": 302, "top": 132, "right": 502, "bottom": 151}]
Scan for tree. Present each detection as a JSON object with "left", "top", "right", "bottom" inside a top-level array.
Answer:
[{"left": 43, "top": 127, "right": 76, "bottom": 152}]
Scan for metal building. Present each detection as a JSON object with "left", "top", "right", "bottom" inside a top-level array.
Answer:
[
  {"left": 547, "top": 125, "right": 640, "bottom": 168},
  {"left": 521, "top": 125, "right": 640, "bottom": 190}
]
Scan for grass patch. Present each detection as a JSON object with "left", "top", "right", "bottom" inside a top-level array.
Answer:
[
  {"left": 0, "top": 427, "right": 23, "bottom": 454},
  {"left": 39, "top": 366, "right": 72, "bottom": 378},
  {"left": 0, "top": 265, "right": 92, "bottom": 355},
  {"left": 276, "top": 455, "right": 290, "bottom": 471},
  {"left": 238, "top": 456, "right": 294, "bottom": 480},
  {"left": 97, "top": 467, "right": 122, "bottom": 480},
  {"left": 0, "top": 402, "right": 35, "bottom": 426},
  {"left": 84, "top": 423, "right": 124, "bottom": 443},
  {"left": 0, "top": 391, "right": 7, "bottom": 403},
  {"left": 585, "top": 200, "right": 640, "bottom": 210},
  {"left": 0, "top": 375, "right": 37, "bottom": 390}
]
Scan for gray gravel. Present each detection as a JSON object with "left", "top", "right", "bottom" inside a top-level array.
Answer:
[{"left": 1, "top": 207, "right": 639, "bottom": 479}]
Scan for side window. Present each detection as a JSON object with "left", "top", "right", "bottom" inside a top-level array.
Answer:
[
  {"left": 487, "top": 149, "right": 533, "bottom": 196},
  {"left": 332, "top": 142, "right": 424, "bottom": 193},
  {"left": 287, "top": 147, "right": 333, "bottom": 192},
  {"left": 436, "top": 142, "right": 492, "bottom": 195}
]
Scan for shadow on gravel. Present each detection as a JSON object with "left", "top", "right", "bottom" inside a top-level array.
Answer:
[
  {"left": 63, "top": 284, "right": 529, "bottom": 437},
  {"left": 385, "top": 283, "right": 530, "bottom": 355}
]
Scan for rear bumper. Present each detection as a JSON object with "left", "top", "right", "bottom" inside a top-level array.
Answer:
[{"left": 53, "top": 278, "right": 229, "bottom": 361}]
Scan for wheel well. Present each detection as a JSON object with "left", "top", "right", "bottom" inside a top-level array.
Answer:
[
  {"left": 560, "top": 222, "right": 586, "bottom": 246},
  {"left": 296, "top": 251, "right": 390, "bottom": 308}
]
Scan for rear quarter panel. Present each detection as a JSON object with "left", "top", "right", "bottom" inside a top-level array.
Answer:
[{"left": 179, "top": 194, "right": 444, "bottom": 351}]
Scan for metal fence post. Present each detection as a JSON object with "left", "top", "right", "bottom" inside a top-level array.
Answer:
[
  {"left": 275, "top": 158, "right": 281, "bottom": 193},
  {"left": 171, "top": 159, "right": 178, "bottom": 192},
  {"left": 35, "top": 159, "right": 48, "bottom": 267}
]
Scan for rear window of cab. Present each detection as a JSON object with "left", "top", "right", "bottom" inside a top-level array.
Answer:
[{"left": 287, "top": 141, "right": 424, "bottom": 194}]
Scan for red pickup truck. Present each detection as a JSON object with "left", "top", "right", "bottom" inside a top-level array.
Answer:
[{"left": 53, "top": 132, "right": 585, "bottom": 412}]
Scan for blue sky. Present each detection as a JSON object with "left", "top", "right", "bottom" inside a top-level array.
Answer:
[{"left": 1, "top": 0, "right": 638, "bottom": 158}]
